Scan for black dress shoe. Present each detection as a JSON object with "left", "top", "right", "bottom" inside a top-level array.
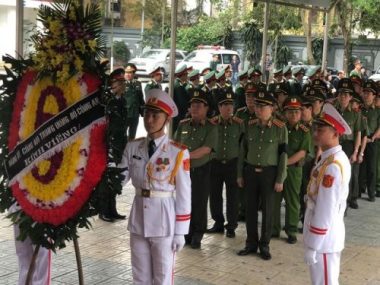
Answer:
[
  {"left": 287, "top": 235, "right": 297, "bottom": 244},
  {"left": 206, "top": 225, "right": 224, "bottom": 234},
  {"left": 349, "top": 200, "right": 359, "bottom": 209},
  {"left": 237, "top": 214, "right": 245, "bottom": 221},
  {"left": 226, "top": 229, "right": 235, "bottom": 238},
  {"left": 237, "top": 247, "right": 257, "bottom": 256},
  {"left": 190, "top": 240, "right": 201, "bottom": 249},
  {"left": 99, "top": 214, "right": 115, "bottom": 222},
  {"left": 368, "top": 197, "right": 376, "bottom": 202},
  {"left": 113, "top": 213, "right": 126, "bottom": 220},
  {"left": 259, "top": 248, "right": 272, "bottom": 260}
]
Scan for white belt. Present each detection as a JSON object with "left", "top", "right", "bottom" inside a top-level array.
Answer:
[{"left": 135, "top": 188, "right": 175, "bottom": 198}]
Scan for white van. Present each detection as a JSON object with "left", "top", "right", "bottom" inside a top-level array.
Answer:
[{"left": 179, "top": 46, "right": 240, "bottom": 72}]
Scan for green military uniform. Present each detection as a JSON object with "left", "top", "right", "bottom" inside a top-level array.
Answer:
[
  {"left": 237, "top": 90, "right": 288, "bottom": 260},
  {"left": 174, "top": 89, "right": 218, "bottom": 247},
  {"left": 208, "top": 103, "right": 245, "bottom": 236},
  {"left": 173, "top": 66, "right": 191, "bottom": 133},
  {"left": 273, "top": 118, "right": 311, "bottom": 241},
  {"left": 124, "top": 79, "right": 144, "bottom": 140},
  {"left": 359, "top": 105, "right": 380, "bottom": 200},
  {"left": 144, "top": 79, "right": 162, "bottom": 93}
]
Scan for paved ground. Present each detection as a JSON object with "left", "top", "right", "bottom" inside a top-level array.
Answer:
[{"left": 1, "top": 184, "right": 380, "bottom": 285}]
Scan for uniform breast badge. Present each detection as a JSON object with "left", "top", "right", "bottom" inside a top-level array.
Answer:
[{"left": 156, "top": 157, "right": 170, "bottom": 172}]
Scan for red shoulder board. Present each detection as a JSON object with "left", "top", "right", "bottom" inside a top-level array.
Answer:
[
  {"left": 232, "top": 116, "right": 244, "bottom": 124},
  {"left": 273, "top": 119, "right": 286, "bottom": 128},
  {"left": 299, "top": 124, "right": 310, "bottom": 133},
  {"left": 248, "top": 119, "right": 259, "bottom": 126},
  {"left": 322, "top": 174, "right": 334, "bottom": 188},
  {"left": 170, "top": 140, "right": 187, "bottom": 150}
]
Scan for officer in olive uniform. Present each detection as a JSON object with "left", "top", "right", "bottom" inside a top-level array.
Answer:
[
  {"left": 273, "top": 82, "right": 290, "bottom": 121},
  {"left": 268, "top": 68, "right": 284, "bottom": 94},
  {"left": 174, "top": 89, "right": 218, "bottom": 249},
  {"left": 359, "top": 80, "right": 380, "bottom": 201},
  {"left": 235, "top": 83, "right": 258, "bottom": 221},
  {"left": 234, "top": 69, "right": 249, "bottom": 109},
  {"left": 299, "top": 97, "right": 317, "bottom": 230},
  {"left": 144, "top": 67, "right": 163, "bottom": 94},
  {"left": 201, "top": 71, "right": 218, "bottom": 117},
  {"left": 207, "top": 90, "right": 245, "bottom": 238},
  {"left": 335, "top": 78, "right": 362, "bottom": 209},
  {"left": 173, "top": 65, "right": 190, "bottom": 134},
  {"left": 99, "top": 68, "right": 128, "bottom": 222},
  {"left": 210, "top": 54, "right": 220, "bottom": 71},
  {"left": 248, "top": 68, "right": 266, "bottom": 89},
  {"left": 237, "top": 90, "right": 288, "bottom": 260},
  {"left": 124, "top": 63, "right": 145, "bottom": 140},
  {"left": 288, "top": 67, "right": 305, "bottom": 98},
  {"left": 186, "top": 69, "right": 200, "bottom": 92},
  {"left": 302, "top": 66, "right": 321, "bottom": 96},
  {"left": 305, "top": 88, "right": 325, "bottom": 118},
  {"left": 283, "top": 65, "right": 292, "bottom": 81},
  {"left": 273, "top": 97, "right": 311, "bottom": 244}
]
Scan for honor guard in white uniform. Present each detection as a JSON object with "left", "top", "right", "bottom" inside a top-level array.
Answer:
[
  {"left": 119, "top": 89, "right": 191, "bottom": 285},
  {"left": 303, "top": 103, "right": 352, "bottom": 285},
  {"left": 11, "top": 203, "right": 52, "bottom": 285}
]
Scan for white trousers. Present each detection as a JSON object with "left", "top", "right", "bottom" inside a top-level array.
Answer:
[
  {"left": 14, "top": 225, "right": 51, "bottom": 285},
  {"left": 130, "top": 233, "right": 175, "bottom": 285},
  {"left": 309, "top": 252, "right": 341, "bottom": 285}
]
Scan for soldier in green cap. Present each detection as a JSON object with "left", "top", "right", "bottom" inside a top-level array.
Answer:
[
  {"left": 272, "top": 96, "right": 311, "bottom": 243},
  {"left": 299, "top": 96, "right": 318, "bottom": 230},
  {"left": 305, "top": 88, "right": 325, "bottom": 118},
  {"left": 273, "top": 82, "right": 290, "bottom": 121},
  {"left": 268, "top": 68, "right": 284, "bottom": 94},
  {"left": 234, "top": 69, "right": 249, "bottom": 109},
  {"left": 173, "top": 64, "right": 190, "bottom": 133},
  {"left": 186, "top": 69, "right": 201, "bottom": 92},
  {"left": 235, "top": 83, "right": 258, "bottom": 220},
  {"left": 249, "top": 68, "right": 266, "bottom": 90},
  {"left": 174, "top": 88, "right": 218, "bottom": 249},
  {"left": 237, "top": 90, "right": 288, "bottom": 260},
  {"left": 302, "top": 66, "right": 321, "bottom": 95},
  {"left": 207, "top": 90, "right": 245, "bottom": 238},
  {"left": 99, "top": 68, "right": 128, "bottom": 222},
  {"left": 124, "top": 63, "right": 145, "bottom": 140},
  {"left": 289, "top": 67, "right": 305, "bottom": 98},
  {"left": 335, "top": 78, "right": 362, "bottom": 209},
  {"left": 144, "top": 67, "right": 163, "bottom": 94},
  {"left": 201, "top": 71, "right": 218, "bottom": 117},
  {"left": 283, "top": 65, "right": 292, "bottom": 81},
  {"left": 359, "top": 80, "right": 380, "bottom": 201},
  {"left": 210, "top": 54, "right": 221, "bottom": 71}
]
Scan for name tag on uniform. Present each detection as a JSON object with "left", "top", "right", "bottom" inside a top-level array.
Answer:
[
  {"left": 133, "top": 155, "right": 142, "bottom": 160},
  {"left": 182, "top": 131, "right": 188, "bottom": 134}
]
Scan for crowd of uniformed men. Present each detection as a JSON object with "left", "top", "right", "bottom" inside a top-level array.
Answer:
[{"left": 103, "top": 59, "right": 380, "bottom": 261}]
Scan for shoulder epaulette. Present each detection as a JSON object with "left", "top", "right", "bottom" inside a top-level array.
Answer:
[
  {"left": 273, "top": 118, "right": 286, "bottom": 128},
  {"left": 170, "top": 140, "right": 187, "bottom": 150},
  {"left": 299, "top": 124, "right": 310, "bottom": 133},
  {"left": 232, "top": 116, "right": 244, "bottom": 124},
  {"left": 179, "top": 118, "right": 191, "bottom": 124},
  {"left": 248, "top": 118, "right": 259, "bottom": 126}
]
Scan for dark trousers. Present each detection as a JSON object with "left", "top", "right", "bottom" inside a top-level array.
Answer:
[
  {"left": 244, "top": 164, "right": 277, "bottom": 250},
  {"left": 300, "top": 158, "right": 314, "bottom": 225},
  {"left": 341, "top": 140, "right": 357, "bottom": 202},
  {"left": 359, "top": 142, "right": 378, "bottom": 199},
  {"left": 126, "top": 117, "right": 139, "bottom": 140},
  {"left": 187, "top": 162, "right": 211, "bottom": 242},
  {"left": 99, "top": 174, "right": 118, "bottom": 217},
  {"left": 209, "top": 159, "right": 239, "bottom": 230}
]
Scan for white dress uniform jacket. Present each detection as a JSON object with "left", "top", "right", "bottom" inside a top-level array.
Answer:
[
  {"left": 119, "top": 134, "right": 191, "bottom": 237},
  {"left": 303, "top": 145, "right": 351, "bottom": 253}
]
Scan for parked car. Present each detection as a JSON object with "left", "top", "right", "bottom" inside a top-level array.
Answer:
[
  {"left": 369, "top": 66, "right": 380, "bottom": 82},
  {"left": 129, "top": 49, "right": 187, "bottom": 78},
  {"left": 179, "top": 46, "right": 240, "bottom": 72}
]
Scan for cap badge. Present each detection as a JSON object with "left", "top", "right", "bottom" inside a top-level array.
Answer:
[
  {"left": 227, "top": 93, "right": 232, "bottom": 98},
  {"left": 259, "top": 92, "right": 265, "bottom": 98},
  {"left": 194, "top": 91, "right": 199, "bottom": 97},
  {"left": 291, "top": 98, "right": 296, "bottom": 103}
]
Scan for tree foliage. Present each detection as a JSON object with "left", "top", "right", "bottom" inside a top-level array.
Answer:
[{"left": 113, "top": 40, "right": 131, "bottom": 66}]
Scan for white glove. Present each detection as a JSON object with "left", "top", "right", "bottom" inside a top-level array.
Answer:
[
  {"left": 304, "top": 248, "right": 317, "bottom": 265},
  {"left": 172, "top": 235, "right": 185, "bottom": 252}
]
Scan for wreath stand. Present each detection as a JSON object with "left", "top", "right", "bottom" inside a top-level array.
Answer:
[{"left": 25, "top": 237, "right": 84, "bottom": 285}]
